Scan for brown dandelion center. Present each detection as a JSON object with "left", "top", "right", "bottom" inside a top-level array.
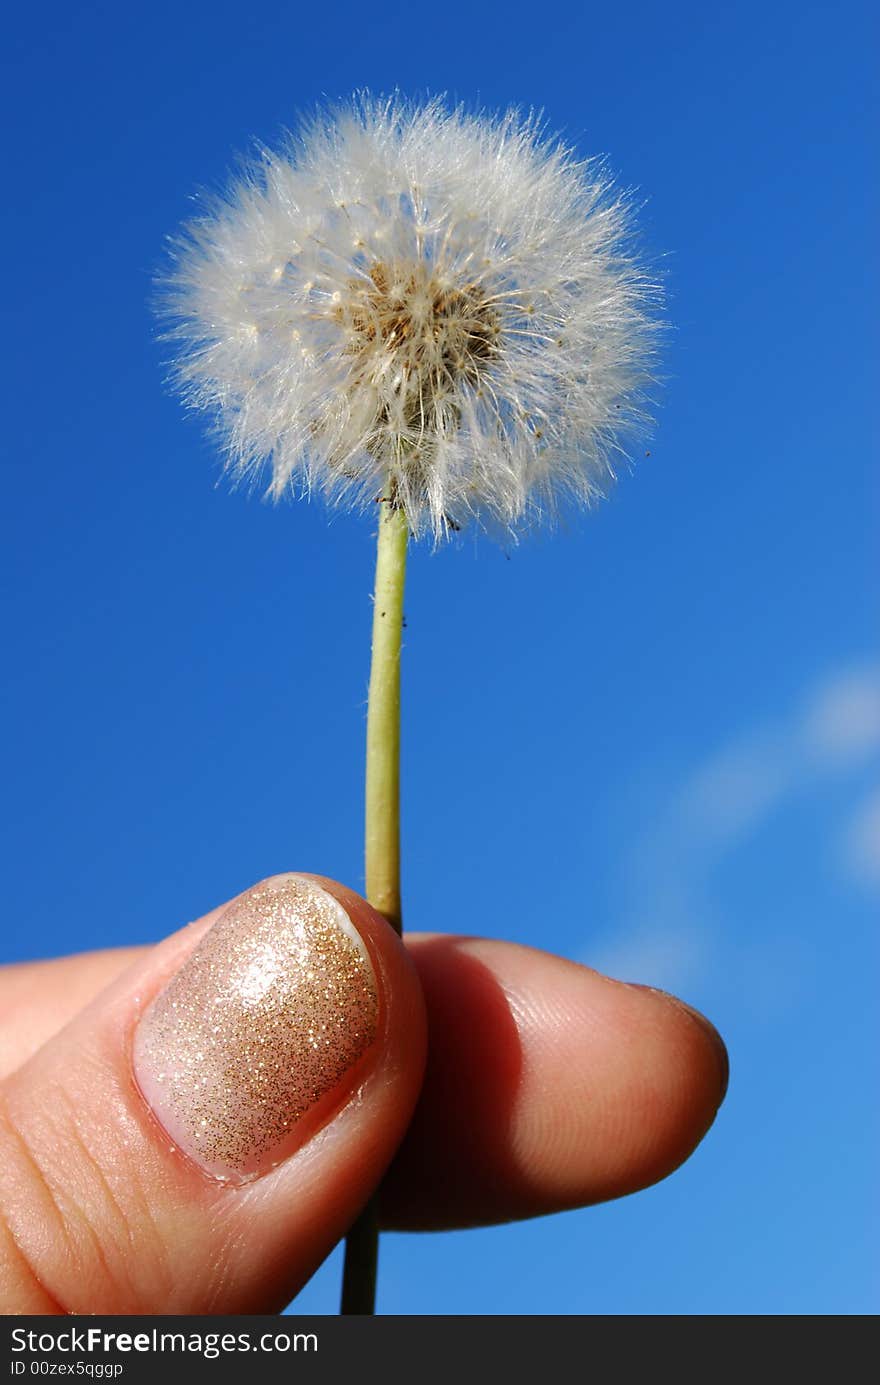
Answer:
[{"left": 334, "top": 260, "right": 499, "bottom": 440}]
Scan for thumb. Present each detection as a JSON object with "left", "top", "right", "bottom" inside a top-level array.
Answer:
[{"left": 0, "top": 874, "right": 426, "bottom": 1313}]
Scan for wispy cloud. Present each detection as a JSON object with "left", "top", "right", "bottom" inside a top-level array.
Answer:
[
  {"left": 841, "top": 788, "right": 880, "bottom": 891},
  {"left": 589, "top": 664, "right": 880, "bottom": 993},
  {"left": 678, "top": 729, "right": 793, "bottom": 846},
  {"left": 677, "top": 664, "right": 880, "bottom": 845},
  {"left": 803, "top": 669, "right": 880, "bottom": 768}
]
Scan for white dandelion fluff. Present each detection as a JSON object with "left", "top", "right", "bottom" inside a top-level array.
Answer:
[{"left": 163, "top": 94, "right": 661, "bottom": 539}]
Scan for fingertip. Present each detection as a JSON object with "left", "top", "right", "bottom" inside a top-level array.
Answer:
[
  {"left": 601, "top": 979, "right": 728, "bottom": 1193},
  {"left": 507, "top": 955, "right": 729, "bottom": 1208},
  {"left": 623, "top": 983, "right": 729, "bottom": 1109},
  {"left": 381, "top": 938, "right": 727, "bottom": 1228}
]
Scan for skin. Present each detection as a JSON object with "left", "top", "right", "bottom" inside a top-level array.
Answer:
[{"left": 0, "top": 875, "right": 728, "bottom": 1314}]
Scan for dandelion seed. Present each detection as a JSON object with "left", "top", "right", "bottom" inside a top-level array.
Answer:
[{"left": 161, "top": 94, "right": 661, "bottom": 539}]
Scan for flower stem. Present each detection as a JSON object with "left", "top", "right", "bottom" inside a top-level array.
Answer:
[
  {"left": 340, "top": 491, "right": 407, "bottom": 1315},
  {"left": 363, "top": 495, "right": 407, "bottom": 937}
]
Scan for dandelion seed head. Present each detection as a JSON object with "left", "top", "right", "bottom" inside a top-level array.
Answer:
[{"left": 162, "top": 94, "right": 662, "bottom": 539}]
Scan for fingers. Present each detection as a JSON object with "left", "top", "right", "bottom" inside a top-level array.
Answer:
[
  {"left": 381, "top": 935, "right": 728, "bottom": 1229},
  {"left": 0, "top": 928, "right": 729, "bottom": 1243},
  {"left": 0, "top": 876, "right": 426, "bottom": 1313}
]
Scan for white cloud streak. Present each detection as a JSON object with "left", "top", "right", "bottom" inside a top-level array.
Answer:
[
  {"left": 589, "top": 664, "right": 880, "bottom": 991},
  {"left": 842, "top": 788, "right": 880, "bottom": 891}
]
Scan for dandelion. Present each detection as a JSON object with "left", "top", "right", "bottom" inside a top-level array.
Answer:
[
  {"left": 159, "top": 93, "right": 663, "bottom": 1315},
  {"left": 163, "top": 94, "right": 659, "bottom": 540}
]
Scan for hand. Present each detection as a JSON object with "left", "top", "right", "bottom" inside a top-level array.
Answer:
[{"left": 0, "top": 874, "right": 727, "bottom": 1313}]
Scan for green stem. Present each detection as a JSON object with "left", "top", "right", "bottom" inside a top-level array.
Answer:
[
  {"left": 340, "top": 492, "right": 407, "bottom": 1315},
  {"left": 364, "top": 496, "right": 407, "bottom": 936}
]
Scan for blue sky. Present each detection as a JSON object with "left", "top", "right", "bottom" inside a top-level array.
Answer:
[{"left": 2, "top": 0, "right": 876, "bottom": 1314}]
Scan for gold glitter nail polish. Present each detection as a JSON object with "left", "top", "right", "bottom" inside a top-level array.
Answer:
[{"left": 132, "top": 876, "right": 380, "bottom": 1182}]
